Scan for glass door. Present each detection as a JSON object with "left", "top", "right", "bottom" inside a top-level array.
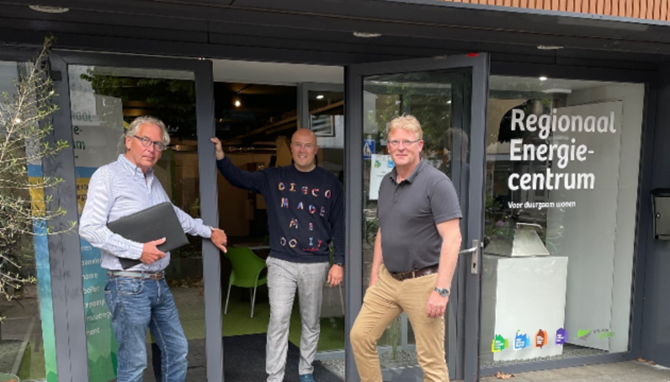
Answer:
[
  {"left": 47, "top": 53, "right": 223, "bottom": 382},
  {"left": 344, "top": 54, "right": 489, "bottom": 382}
]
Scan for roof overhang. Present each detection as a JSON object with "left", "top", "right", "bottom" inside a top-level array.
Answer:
[{"left": 1, "top": 0, "right": 669, "bottom": 66}]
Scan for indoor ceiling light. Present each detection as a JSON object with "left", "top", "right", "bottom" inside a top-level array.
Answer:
[
  {"left": 29, "top": 5, "right": 70, "bottom": 13},
  {"left": 234, "top": 100, "right": 241, "bottom": 107},
  {"left": 353, "top": 32, "right": 382, "bottom": 38},
  {"left": 537, "top": 45, "right": 564, "bottom": 50},
  {"left": 539, "top": 76, "right": 548, "bottom": 81},
  {"left": 543, "top": 88, "right": 572, "bottom": 94},
  {"left": 316, "top": 95, "right": 324, "bottom": 100}
]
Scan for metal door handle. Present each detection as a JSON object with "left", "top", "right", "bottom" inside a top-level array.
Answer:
[{"left": 459, "top": 239, "right": 481, "bottom": 275}]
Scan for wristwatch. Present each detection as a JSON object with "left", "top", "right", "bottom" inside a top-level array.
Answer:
[
  {"left": 335, "top": 262, "right": 344, "bottom": 267},
  {"left": 434, "top": 287, "right": 449, "bottom": 297}
]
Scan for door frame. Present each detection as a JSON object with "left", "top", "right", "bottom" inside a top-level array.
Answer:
[
  {"left": 344, "top": 53, "right": 490, "bottom": 382},
  {"left": 45, "top": 51, "right": 223, "bottom": 382}
]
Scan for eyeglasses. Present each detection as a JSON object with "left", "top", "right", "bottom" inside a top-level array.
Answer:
[
  {"left": 133, "top": 135, "right": 167, "bottom": 151},
  {"left": 388, "top": 139, "right": 421, "bottom": 148}
]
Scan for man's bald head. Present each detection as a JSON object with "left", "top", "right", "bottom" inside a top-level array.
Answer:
[
  {"left": 292, "top": 128, "right": 317, "bottom": 145},
  {"left": 290, "top": 128, "right": 318, "bottom": 172}
]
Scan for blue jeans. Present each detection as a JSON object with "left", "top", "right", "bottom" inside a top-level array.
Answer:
[{"left": 104, "top": 276, "right": 188, "bottom": 382}]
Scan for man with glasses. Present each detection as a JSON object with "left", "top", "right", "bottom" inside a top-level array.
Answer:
[
  {"left": 350, "top": 115, "right": 462, "bottom": 382},
  {"left": 211, "top": 128, "right": 344, "bottom": 382},
  {"left": 80, "top": 115, "right": 228, "bottom": 382}
]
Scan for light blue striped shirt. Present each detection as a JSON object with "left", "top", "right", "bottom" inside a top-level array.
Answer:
[{"left": 79, "top": 154, "right": 211, "bottom": 272}]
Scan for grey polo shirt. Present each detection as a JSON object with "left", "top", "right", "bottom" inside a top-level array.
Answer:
[{"left": 377, "top": 160, "right": 462, "bottom": 273}]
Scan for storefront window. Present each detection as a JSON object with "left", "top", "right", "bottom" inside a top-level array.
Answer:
[
  {"left": 0, "top": 60, "right": 53, "bottom": 381},
  {"left": 68, "top": 65, "right": 204, "bottom": 381},
  {"left": 481, "top": 75, "right": 644, "bottom": 366}
]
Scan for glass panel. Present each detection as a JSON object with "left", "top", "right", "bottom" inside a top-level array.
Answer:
[
  {"left": 362, "top": 69, "right": 471, "bottom": 374},
  {"left": 481, "top": 75, "right": 643, "bottom": 366},
  {"left": 308, "top": 89, "right": 346, "bottom": 354},
  {"left": 69, "top": 65, "right": 204, "bottom": 381},
  {"left": 0, "top": 60, "right": 53, "bottom": 382},
  {"left": 214, "top": 82, "right": 297, "bottom": 354}
]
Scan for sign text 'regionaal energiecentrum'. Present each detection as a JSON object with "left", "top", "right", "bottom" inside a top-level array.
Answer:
[{"left": 507, "top": 108, "right": 616, "bottom": 191}]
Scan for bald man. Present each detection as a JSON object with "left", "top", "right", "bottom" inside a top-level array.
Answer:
[{"left": 212, "top": 129, "right": 344, "bottom": 382}]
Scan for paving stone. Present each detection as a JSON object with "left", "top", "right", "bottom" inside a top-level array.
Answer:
[
  {"left": 586, "top": 361, "right": 651, "bottom": 376},
  {"left": 551, "top": 365, "right": 603, "bottom": 379},
  {"left": 515, "top": 361, "right": 670, "bottom": 382},
  {"left": 480, "top": 374, "right": 534, "bottom": 382}
]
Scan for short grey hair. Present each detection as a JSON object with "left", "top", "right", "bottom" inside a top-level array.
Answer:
[
  {"left": 125, "top": 116, "right": 170, "bottom": 144},
  {"left": 119, "top": 116, "right": 170, "bottom": 154}
]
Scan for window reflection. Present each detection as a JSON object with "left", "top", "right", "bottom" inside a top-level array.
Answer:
[{"left": 481, "top": 76, "right": 644, "bottom": 365}]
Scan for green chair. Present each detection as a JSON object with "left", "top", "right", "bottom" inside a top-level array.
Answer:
[{"left": 224, "top": 247, "right": 268, "bottom": 318}]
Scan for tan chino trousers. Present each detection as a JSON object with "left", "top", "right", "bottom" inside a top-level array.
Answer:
[{"left": 350, "top": 264, "right": 449, "bottom": 382}]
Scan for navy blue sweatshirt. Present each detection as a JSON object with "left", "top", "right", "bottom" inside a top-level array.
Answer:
[{"left": 217, "top": 157, "right": 344, "bottom": 265}]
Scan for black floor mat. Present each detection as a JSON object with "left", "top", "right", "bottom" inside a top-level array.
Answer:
[{"left": 148, "top": 334, "right": 343, "bottom": 382}]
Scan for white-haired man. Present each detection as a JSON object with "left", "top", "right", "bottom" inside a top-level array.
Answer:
[{"left": 80, "top": 116, "right": 228, "bottom": 382}]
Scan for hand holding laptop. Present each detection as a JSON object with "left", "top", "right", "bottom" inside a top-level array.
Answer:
[
  {"left": 108, "top": 202, "right": 228, "bottom": 269},
  {"left": 141, "top": 237, "right": 168, "bottom": 264},
  {"left": 139, "top": 228, "right": 227, "bottom": 265}
]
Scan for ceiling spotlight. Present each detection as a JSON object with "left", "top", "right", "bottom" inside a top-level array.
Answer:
[
  {"left": 234, "top": 100, "right": 241, "bottom": 107},
  {"left": 539, "top": 76, "right": 548, "bottom": 81},
  {"left": 537, "top": 45, "right": 564, "bottom": 50},
  {"left": 316, "top": 95, "right": 324, "bottom": 100},
  {"left": 543, "top": 88, "right": 572, "bottom": 94},
  {"left": 29, "top": 5, "right": 70, "bottom": 13},
  {"left": 353, "top": 32, "right": 382, "bottom": 38}
]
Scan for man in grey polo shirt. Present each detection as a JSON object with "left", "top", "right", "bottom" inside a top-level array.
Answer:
[{"left": 350, "top": 115, "right": 463, "bottom": 382}]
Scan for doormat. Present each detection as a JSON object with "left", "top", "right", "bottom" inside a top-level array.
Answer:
[{"left": 150, "top": 334, "right": 343, "bottom": 382}]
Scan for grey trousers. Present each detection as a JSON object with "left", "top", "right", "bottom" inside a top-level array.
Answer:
[{"left": 266, "top": 256, "right": 329, "bottom": 382}]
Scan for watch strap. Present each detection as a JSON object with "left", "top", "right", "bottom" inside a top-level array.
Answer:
[{"left": 434, "top": 287, "right": 449, "bottom": 297}]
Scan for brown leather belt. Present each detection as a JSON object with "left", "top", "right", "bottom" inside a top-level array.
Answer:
[
  {"left": 390, "top": 264, "right": 439, "bottom": 281},
  {"left": 107, "top": 270, "right": 165, "bottom": 280}
]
